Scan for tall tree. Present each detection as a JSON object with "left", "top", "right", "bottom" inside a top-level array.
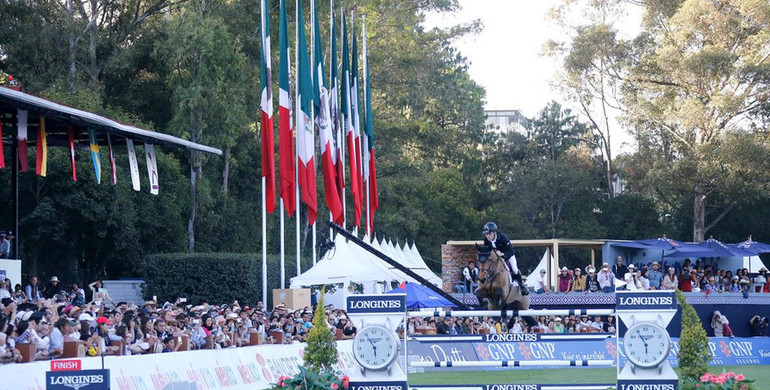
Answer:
[
  {"left": 546, "top": 0, "right": 631, "bottom": 199},
  {"left": 622, "top": 0, "right": 770, "bottom": 241},
  {"left": 154, "top": 2, "right": 251, "bottom": 251}
]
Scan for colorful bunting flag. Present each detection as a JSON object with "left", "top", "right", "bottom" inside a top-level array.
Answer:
[
  {"left": 35, "top": 116, "right": 47, "bottom": 177},
  {"left": 126, "top": 139, "right": 141, "bottom": 191},
  {"left": 17, "top": 109, "right": 28, "bottom": 172},
  {"left": 88, "top": 129, "right": 101, "bottom": 183},
  {"left": 107, "top": 133, "right": 117, "bottom": 185},
  {"left": 145, "top": 143, "right": 159, "bottom": 195},
  {"left": 0, "top": 120, "right": 5, "bottom": 169},
  {"left": 67, "top": 126, "right": 77, "bottom": 181}
]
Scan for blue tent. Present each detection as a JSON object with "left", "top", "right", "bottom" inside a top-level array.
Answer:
[
  {"left": 385, "top": 282, "right": 457, "bottom": 309},
  {"left": 733, "top": 239, "right": 770, "bottom": 255}
]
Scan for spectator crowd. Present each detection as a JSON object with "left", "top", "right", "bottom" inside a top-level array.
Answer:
[
  {"left": 403, "top": 313, "right": 617, "bottom": 336},
  {"left": 0, "top": 275, "right": 358, "bottom": 364},
  {"left": 524, "top": 256, "right": 770, "bottom": 294}
]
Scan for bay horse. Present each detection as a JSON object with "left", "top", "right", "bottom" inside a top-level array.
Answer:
[{"left": 474, "top": 244, "right": 530, "bottom": 312}]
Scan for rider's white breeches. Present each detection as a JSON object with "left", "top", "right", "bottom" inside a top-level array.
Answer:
[{"left": 508, "top": 255, "right": 520, "bottom": 274}]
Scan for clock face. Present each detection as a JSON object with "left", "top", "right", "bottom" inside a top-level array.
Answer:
[
  {"left": 624, "top": 322, "right": 671, "bottom": 368},
  {"left": 352, "top": 324, "right": 399, "bottom": 371}
]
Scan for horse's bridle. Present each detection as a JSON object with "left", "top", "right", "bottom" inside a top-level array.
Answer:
[{"left": 477, "top": 250, "right": 501, "bottom": 285}]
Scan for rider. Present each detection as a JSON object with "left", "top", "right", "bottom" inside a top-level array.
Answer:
[{"left": 482, "top": 222, "right": 528, "bottom": 295}]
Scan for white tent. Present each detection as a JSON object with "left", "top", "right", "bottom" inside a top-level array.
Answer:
[
  {"left": 290, "top": 232, "right": 442, "bottom": 292},
  {"left": 525, "top": 251, "right": 557, "bottom": 289},
  {"left": 290, "top": 234, "right": 407, "bottom": 292}
]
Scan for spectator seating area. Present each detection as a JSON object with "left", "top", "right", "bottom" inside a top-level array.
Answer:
[{"left": 0, "top": 275, "right": 358, "bottom": 364}]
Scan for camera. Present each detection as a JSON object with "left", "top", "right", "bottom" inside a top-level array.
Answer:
[{"left": 760, "top": 317, "right": 769, "bottom": 328}]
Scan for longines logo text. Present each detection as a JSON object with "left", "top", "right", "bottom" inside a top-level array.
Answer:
[
  {"left": 49, "top": 374, "right": 105, "bottom": 390},
  {"left": 484, "top": 385, "right": 538, "bottom": 390},
  {"left": 485, "top": 334, "right": 538, "bottom": 342},
  {"left": 618, "top": 296, "right": 673, "bottom": 306},
  {"left": 349, "top": 386, "right": 405, "bottom": 390},
  {"left": 349, "top": 300, "right": 403, "bottom": 310},
  {"left": 619, "top": 384, "right": 675, "bottom": 390}
]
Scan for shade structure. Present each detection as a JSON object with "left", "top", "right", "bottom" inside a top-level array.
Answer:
[
  {"left": 733, "top": 239, "right": 770, "bottom": 255},
  {"left": 385, "top": 282, "right": 456, "bottom": 309},
  {"left": 696, "top": 238, "right": 755, "bottom": 257},
  {"left": 636, "top": 236, "right": 690, "bottom": 250}
]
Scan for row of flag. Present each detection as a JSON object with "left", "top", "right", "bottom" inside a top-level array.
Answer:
[
  {"left": 260, "top": 0, "right": 379, "bottom": 235},
  {"left": 0, "top": 109, "right": 160, "bottom": 195}
]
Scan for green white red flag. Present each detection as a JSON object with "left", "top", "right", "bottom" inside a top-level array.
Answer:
[
  {"left": 313, "top": 0, "right": 344, "bottom": 225},
  {"left": 297, "top": 0, "right": 317, "bottom": 224},
  {"left": 261, "top": 0, "right": 276, "bottom": 213},
  {"left": 279, "top": 0, "right": 296, "bottom": 216}
]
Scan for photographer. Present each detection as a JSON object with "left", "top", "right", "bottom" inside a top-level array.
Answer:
[{"left": 749, "top": 315, "right": 768, "bottom": 337}]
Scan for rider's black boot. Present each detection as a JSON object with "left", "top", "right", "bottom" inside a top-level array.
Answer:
[{"left": 512, "top": 272, "right": 529, "bottom": 295}]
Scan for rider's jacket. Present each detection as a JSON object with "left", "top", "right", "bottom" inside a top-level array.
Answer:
[{"left": 483, "top": 232, "right": 515, "bottom": 260}]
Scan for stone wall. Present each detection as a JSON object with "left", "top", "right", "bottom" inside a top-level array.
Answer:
[{"left": 441, "top": 243, "right": 478, "bottom": 292}]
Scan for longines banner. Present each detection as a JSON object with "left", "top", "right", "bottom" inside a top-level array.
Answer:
[
  {"left": 46, "top": 369, "right": 109, "bottom": 390},
  {"left": 407, "top": 336, "right": 770, "bottom": 371}
]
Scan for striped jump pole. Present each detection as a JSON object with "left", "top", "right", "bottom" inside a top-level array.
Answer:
[
  {"left": 410, "top": 359, "right": 616, "bottom": 368},
  {"left": 408, "top": 309, "right": 615, "bottom": 318}
]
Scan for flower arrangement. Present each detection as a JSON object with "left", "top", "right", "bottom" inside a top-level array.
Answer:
[
  {"left": 681, "top": 371, "right": 757, "bottom": 390},
  {"left": 269, "top": 287, "right": 349, "bottom": 390},
  {"left": 272, "top": 366, "right": 349, "bottom": 390}
]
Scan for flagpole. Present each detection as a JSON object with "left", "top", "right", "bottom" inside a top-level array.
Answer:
[
  {"left": 310, "top": 0, "right": 317, "bottom": 266},
  {"left": 363, "top": 14, "right": 371, "bottom": 238},
  {"left": 260, "top": 0, "right": 269, "bottom": 308},
  {"left": 295, "top": 0, "right": 302, "bottom": 279},
  {"left": 280, "top": 199, "right": 285, "bottom": 288},
  {"left": 329, "top": 0, "right": 335, "bottom": 237}
]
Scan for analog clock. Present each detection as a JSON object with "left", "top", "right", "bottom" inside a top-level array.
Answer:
[
  {"left": 624, "top": 322, "right": 671, "bottom": 368},
  {"left": 352, "top": 324, "right": 400, "bottom": 371}
]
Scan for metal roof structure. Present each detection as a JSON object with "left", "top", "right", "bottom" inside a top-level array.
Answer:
[
  {"left": 0, "top": 86, "right": 223, "bottom": 259},
  {"left": 0, "top": 86, "right": 222, "bottom": 155}
]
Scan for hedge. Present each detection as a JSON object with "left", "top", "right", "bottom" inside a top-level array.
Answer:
[{"left": 141, "top": 253, "right": 313, "bottom": 307}]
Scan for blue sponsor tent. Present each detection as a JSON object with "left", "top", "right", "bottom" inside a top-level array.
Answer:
[{"left": 385, "top": 282, "right": 457, "bottom": 309}]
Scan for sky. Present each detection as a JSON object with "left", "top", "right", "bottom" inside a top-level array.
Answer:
[{"left": 423, "top": 1, "right": 643, "bottom": 155}]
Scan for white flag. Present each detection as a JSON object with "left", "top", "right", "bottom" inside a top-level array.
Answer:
[
  {"left": 145, "top": 143, "right": 159, "bottom": 195},
  {"left": 126, "top": 139, "right": 141, "bottom": 191}
]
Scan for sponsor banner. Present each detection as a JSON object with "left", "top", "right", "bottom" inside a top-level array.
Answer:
[
  {"left": 408, "top": 337, "right": 770, "bottom": 371},
  {"left": 347, "top": 294, "right": 406, "bottom": 314},
  {"left": 408, "top": 338, "right": 614, "bottom": 371},
  {"left": 46, "top": 369, "right": 109, "bottom": 390},
  {"left": 0, "top": 341, "right": 359, "bottom": 390},
  {"left": 411, "top": 385, "right": 613, "bottom": 390},
  {"left": 348, "top": 381, "right": 408, "bottom": 390},
  {"left": 619, "top": 337, "right": 770, "bottom": 367},
  {"left": 616, "top": 379, "right": 678, "bottom": 390},
  {"left": 616, "top": 291, "right": 676, "bottom": 311}
]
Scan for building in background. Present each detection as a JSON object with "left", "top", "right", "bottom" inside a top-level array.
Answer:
[{"left": 485, "top": 109, "right": 527, "bottom": 134}]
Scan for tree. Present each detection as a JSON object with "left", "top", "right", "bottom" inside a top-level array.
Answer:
[
  {"left": 154, "top": 2, "right": 252, "bottom": 251},
  {"left": 546, "top": 0, "right": 631, "bottom": 199},
  {"left": 622, "top": 0, "right": 770, "bottom": 241}
]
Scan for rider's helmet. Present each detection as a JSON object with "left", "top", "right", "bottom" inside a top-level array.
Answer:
[{"left": 482, "top": 222, "right": 498, "bottom": 235}]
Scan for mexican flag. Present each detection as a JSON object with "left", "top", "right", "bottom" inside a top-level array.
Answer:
[{"left": 296, "top": 0, "right": 317, "bottom": 224}]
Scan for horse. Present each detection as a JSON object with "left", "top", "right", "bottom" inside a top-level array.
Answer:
[{"left": 474, "top": 244, "right": 530, "bottom": 312}]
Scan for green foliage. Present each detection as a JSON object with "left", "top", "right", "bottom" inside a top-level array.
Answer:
[
  {"left": 140, "top": 252, "right": 312, "bottom": 305},
  {"left": 600, "top": 195, "right": 664, "bottom": 239},
  {"left": 269, "top": 366, "right": 348, "bottom": 390},
  {"left": 303, "top": 288, "right": 338, "bottom": 370},
  {"left": 675, "top": 290, "right": 711, "bottom": 380}
]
